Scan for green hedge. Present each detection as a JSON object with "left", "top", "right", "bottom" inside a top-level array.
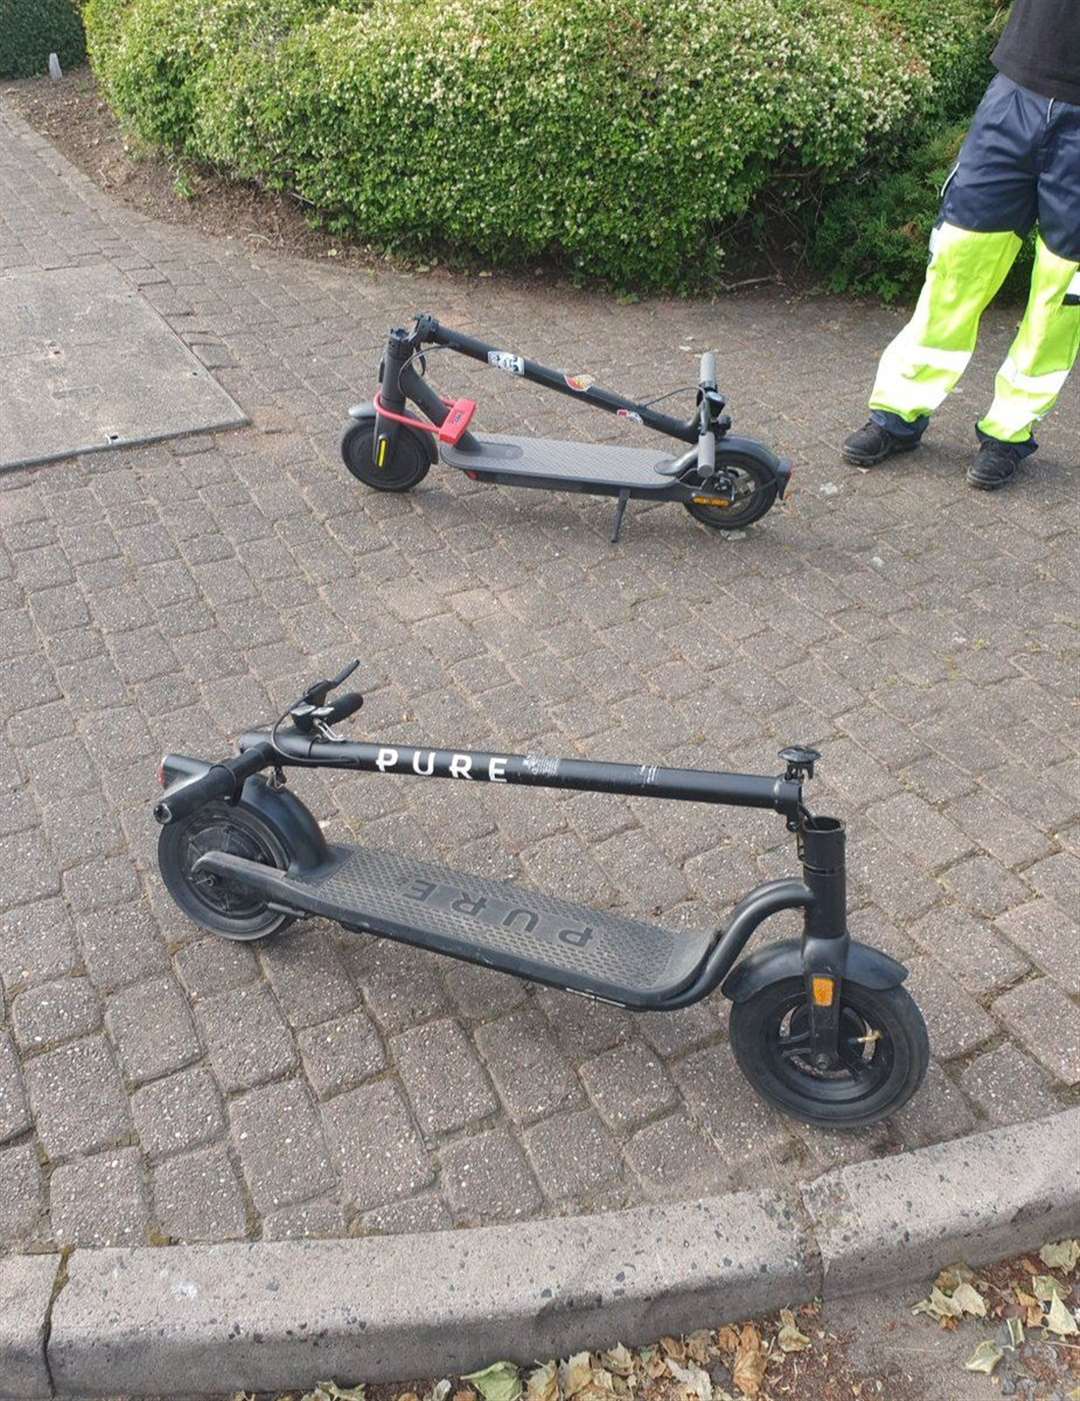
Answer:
[
  {"left": 0, "top": 0, "right": 86, "bottom": 79},
  {"left": 85, "top": 0, "right": 999, "bottom": 290}
]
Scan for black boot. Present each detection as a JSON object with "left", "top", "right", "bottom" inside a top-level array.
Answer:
[
  {"left": 842, "top": 420, "right": 921, "bottom": 467},
  {"left": 967, "top": 436, "right": 1024, "bottom": 490}
]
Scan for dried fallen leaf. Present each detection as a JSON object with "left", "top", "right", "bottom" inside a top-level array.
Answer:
[
  {"left": 667, "top": 1359, "right": 713, "bottom": 1401},
  {"left": 660, "top": 1337, "right": 686, "bottom": 1363},
  {"left": 934, "top": 1263, "right": 975, "bottom": 1293},
  {"left": 776, "top": 1309, "right": 812, "bottom": 1353},
  {"left": 732, "top": 1324, "right": 767, "bottom": 1399},
  {"left": 454, "top": 1389, "right": 477, "bottom": 1401},
  {"left": 1005, "top": 1316, "right": 1025, "bottom": 1348},
  {"left": 1040, "top": 1240, "right": 1080, "bottom": 1274},
  {"left": 525, "top": 1361, "right": 558, "bottom": 1401},
  {"left": 641, "top": 1348, "right": 668, "bottom": 1381},
  {"left": 912, "top": 1288, "right": 963, "bottom": 1323},
  {"left": 951, "top": 1282, "right": 987, "bottom": 1318},
  {"left": 1032, "top": 1274, "right": 1070, "bottom": 1302},
  {"left": 713, "top": 1327, "right": 740, "bottom": 1358},
  {"left": 560, "top": 1353, "right": 594, "bottom": 1398},
  {"left": 302, "top": 1385, "right": 366, "bottom": 1401},
  {"left": 398, "top": 1392, "right": 420, "bottom": 1401},
  {"left": 600, "top": 1346, "right": 634, "bottom": 1379},
  {"left": 964, "top": 1340, "right": 1003, "bottom": 1374},
  {"left": 1046, "top": 1294, "right": 1080, "bottom": 1337},
  {"left": 685, "top": 1331, "right": 713, "bottom": 1365},
  {"left": 462, "top": 1363, "right": 523, "bottom": 1401}
]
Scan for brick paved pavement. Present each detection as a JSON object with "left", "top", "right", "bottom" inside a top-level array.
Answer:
[{"left": 1, "top": 96, "right": 1078, "bottom": 1253}]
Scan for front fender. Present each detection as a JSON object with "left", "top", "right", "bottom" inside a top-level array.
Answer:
[
  {"left": 347, "top": 401, "right": 438, "bottom": 464},
  {"left": 722, "top": 937, "right": 909, "bottom": 1003}
]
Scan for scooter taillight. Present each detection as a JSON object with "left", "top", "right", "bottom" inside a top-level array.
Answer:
[{"left": 156, "top": 756, "right": 168, "bottom": 787}]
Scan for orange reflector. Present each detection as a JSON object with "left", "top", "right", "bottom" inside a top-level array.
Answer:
[
  {"left": 811, "top": 976, "right": 835, "bottom": 1007},
  {"left": 692, "top": 494, "right": 732, "bottom": 507}
]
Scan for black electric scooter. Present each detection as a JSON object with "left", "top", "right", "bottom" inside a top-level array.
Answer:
[
  {"left": 153, "top": 662, "right": 928, "bottom": 1128},
  {"left": 340, "top": 316, "right": 791, "bottom": 542}
]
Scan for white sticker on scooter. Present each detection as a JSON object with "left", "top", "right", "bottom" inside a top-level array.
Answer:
[{"left": 488, "top": 351, "right": 524, "bottom": 375}]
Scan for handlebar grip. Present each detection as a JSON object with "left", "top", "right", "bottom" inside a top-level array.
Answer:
[
  {"left": 698, "top": 428, "right": 716, "bottom": 473},
  {"left": 699, "top": 352, "right": 717, "bottom": 388},
  {"left": 325, "top": 691, "right": 364, "bottom": 725},
  {"left": 153, "top": 744, "right": 271, "bottom": 825}
]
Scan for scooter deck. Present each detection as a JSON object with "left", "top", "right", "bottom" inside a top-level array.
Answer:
[
  {"left": 442, "top": 434, "right": 677, "bottom": 490},
  {"left": 196, "top": 844, "right": 715, "bottom": 1007}
]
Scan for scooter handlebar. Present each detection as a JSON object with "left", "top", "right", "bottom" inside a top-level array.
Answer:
[
  {"left": 154, "top": 744, "right": 272, "bottom": 825},
  {"left": 699, "top": 351, "right": 717, "bottom": 389},
  {"left": 324, "top": 691, "right": 364, "bottom": 726}
]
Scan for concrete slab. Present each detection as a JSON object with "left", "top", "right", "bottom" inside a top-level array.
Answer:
[
  {"left": 48, "top": 1188, "right": 814, "bottom": 1396},
  {"left": 802, "top": 1106, "right": 1080, "bottom": 1297},
  {"left": 0, "top": 1253, "right": 60, "bottom": 1400},
  {"left": 0, "top": 265, "right": 246, "bottom": 471}
]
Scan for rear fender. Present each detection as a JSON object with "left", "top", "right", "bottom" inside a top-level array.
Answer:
[
  {"left": 157, "top": 758, "right": 329, "bottom": 875},
  {"left": 716, "top": 435, "right": 791, "bottom": 498}
]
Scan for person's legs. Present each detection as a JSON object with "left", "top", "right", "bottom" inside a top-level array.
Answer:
[
  {"left": 845, "top": 74, "right": 1039, "bottom": 467},
  {"left": 867, "top": 223, "right": 1023, "bottom": 433},
  {"left": 969, "top": 236, "right": 1080, "bottom": 487}
]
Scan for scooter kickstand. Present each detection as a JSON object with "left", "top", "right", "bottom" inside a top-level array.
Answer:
[{"left": 611, "top": 488, "right": 630, "bottom": 544}]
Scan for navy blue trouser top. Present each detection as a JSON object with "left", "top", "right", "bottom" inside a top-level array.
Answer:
[{"left": 942, "top": 73, "right": 1080, "bottom": 262}]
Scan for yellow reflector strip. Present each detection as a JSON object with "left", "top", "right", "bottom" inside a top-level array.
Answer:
[
  {"left": 811, "top": 976, "right": 835, "bottom": 1007},
  {"left": 692, "top": 494, "right": 732, "bottom": 507},
  {"left": 377, "top": 437, "right": 388, "bottom": 467}
]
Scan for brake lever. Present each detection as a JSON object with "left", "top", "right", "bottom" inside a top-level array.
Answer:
[{"left": 300, "top": 658, "right": 360, "bottom": 708}]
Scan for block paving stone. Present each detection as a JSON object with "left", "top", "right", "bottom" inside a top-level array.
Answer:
[
  {"left": 152, "top": 1144, "right": 248, "bottom": 1242},
  {"left": 228, "top": 1079, "right": 333, "bottom": 1212},
  {"left": 0, "top": 91, "right": 1076, "bottom": 1252},
  {"left": 0, "top": 1140, "right": 45, "bottom": 1244},
  {"left": 957, "top": 1045, "right": 1062, "bottom": 1127},
  {"left": 49, "top": 1148, "right": 148, "bottom": 1247},
  {"left": 11, "top": 977, "right": 101, "bottom": 1052},
  {"left": 393, "top": 1018, "right": 498, "bottom": 1138},
  {"left": 23, "top": 1034, "right": 129, "bottom": 1159},
  {"left": 994, "top": 979, "right": 1080, "bottom": 1085},
  {"left": 993, "top": 900, "right": 1080, "bottom": 996},
  {"left": 130, "top": 1064, "right": 226, "bottom": 1160},
  {"left": 105, "top": 973, "right": 200, "bottom": 1084}
]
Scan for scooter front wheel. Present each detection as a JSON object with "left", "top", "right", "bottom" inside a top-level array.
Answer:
[
  {"left": 683, "top": 451, "right": 778, "bottom": 531},
  {"left": 157, "top": 801, "right": 295, "bottom": 941},
  {"left": 729, "top": 977, "right": 929, "bottom": 1128},
  {"left": 341, "top": 418, "right": 431, "bottom": 492}
]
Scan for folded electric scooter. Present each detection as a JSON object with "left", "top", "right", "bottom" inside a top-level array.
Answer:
[
  {"left": 154, "top": 662, "right": 928, "bottom": 1128},
  {"left": 340, "top": 316, "right": 791, "bottom": 541}
]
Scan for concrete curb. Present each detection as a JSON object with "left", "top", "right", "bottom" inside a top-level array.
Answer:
[
  {"left": 803, "top": 1104, "right": 1080, "bottom": 1296},
  {"left": 3, "top": 1108, "right": 1078, "bottom": 1400}
]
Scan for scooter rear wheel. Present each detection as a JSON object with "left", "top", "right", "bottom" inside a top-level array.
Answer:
[
  {"left": 684, "top": 451, "right": 778, "bottom": 530},
  {"left": 157, "top": 801, "right": 295, "bottom": 941},
  {"left": 341, "top": 418, "right": 431, "bottom": 492},
  {"left": 729, "top": 977, "right": 928, "bottom": 1128}
]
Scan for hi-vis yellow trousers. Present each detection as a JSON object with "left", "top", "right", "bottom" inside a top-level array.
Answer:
[{"left": 869, "top": 223, "right": 1080, "bottom": 451}]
